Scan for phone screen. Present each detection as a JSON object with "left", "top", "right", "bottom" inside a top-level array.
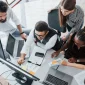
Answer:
[{"left": 35, "top": 52, "right": 44, "bottom": 57}]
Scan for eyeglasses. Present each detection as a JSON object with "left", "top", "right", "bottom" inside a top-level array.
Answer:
[
  {"left": 35, "top": 33, "right": 45, "bottom": 37},
  {"left": 35, "top": 32, "right": 46, "bottom": 38}
]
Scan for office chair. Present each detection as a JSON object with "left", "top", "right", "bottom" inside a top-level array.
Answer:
[{"left": 48, "top": 8, "right": 64, "bottom": 36}]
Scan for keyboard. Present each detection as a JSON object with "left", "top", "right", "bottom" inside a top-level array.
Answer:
[{"left": 44, "top": 74, "right": 68, "bottom": 85}]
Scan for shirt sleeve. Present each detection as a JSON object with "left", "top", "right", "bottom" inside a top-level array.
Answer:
[
  {"left": 66, "top": 19, "right": 83, "bottom": 39},
  {"left": 37, "top": 34, "right": 57, "bottom": 50},
  {"left": 21, "top": 29, "right": 34, "bottom": 54},
  {"left": 8, "top": 7, "right": 20, "bottom": 25}
]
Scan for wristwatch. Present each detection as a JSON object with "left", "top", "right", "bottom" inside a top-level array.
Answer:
[
  {"left": 20, "top": 32, "right": 24, "bottom": 35},
  {"left": 77, "top": 59, "right": 80, "bottom": 62}
]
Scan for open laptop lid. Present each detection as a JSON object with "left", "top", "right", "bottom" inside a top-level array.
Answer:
[
  {"left": 0, "top": 39, "right": 40, "bottom": 81},
  {"left": 6, "top": 33, "right": 15, "bottom": 56},
  {"left": 0, "top": 40, "right": 6, "bottom": 60}
]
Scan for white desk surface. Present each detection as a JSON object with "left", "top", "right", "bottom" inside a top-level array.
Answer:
[{"left": 0, "top": 49, "right": 84, "bottom": 85}]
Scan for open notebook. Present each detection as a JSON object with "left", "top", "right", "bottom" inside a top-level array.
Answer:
[{"left": 28, "top": 45, "right": 47, "bottom": 66}]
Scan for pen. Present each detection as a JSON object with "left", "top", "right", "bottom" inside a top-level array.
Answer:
[{"left": 28, "top": 61, "right": 40, "bottom": 66}]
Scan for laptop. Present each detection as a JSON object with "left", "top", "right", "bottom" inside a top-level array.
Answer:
[
  {"left": 5, "top": 34, "right": 24, "bottom": 58},
  {"left": 43, "top": 67, "right": 69, "bottom": 85},
  {"left": 43, "top": 64, "right": 83, "bottom": 85}
]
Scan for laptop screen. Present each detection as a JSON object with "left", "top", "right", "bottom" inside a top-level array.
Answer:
[
  {"left": 6, "top": 34, "right": 15, "bottom": 56},
  {"left": 0, "top": 40, "right": 6, "bottom": 60}
]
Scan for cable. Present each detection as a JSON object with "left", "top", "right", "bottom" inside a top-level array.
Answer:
[
  {"left": 4, "top": 79, "right": 16, "bottom": 81},
  {"left": 5, "top": 71, "right": 13, "bottom": 79},
  {"left": 0, "top": 70, "right": 12, "bottom": 76},
  {"left": 0, "top": 70, "right": 17, "bottom": 85},
  {"left": 0, "top": 70, "right": 12, "bottom": 85}
]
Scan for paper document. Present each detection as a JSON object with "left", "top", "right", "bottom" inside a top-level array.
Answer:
[
  {"left": 49, "top": 58, "right": 62, "bottom": 67},
  {"left": 28, "top": 45, "right": 46, "bottom": 66},
  {"left": 21, "top": 62, "right": 40, "bottom": 75}
]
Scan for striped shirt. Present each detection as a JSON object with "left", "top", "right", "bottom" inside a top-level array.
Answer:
[{"left": 66, "top": 5, "right": 84, "bottom": 38}]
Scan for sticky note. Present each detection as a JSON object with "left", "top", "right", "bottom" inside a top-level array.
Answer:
[
  {"left": 21, "top": 65, "right": 27, "bottom": 71},
  {"left": 52, "top": 60, "right": 57, "bottom": 64},
  {"left": 29, "top": 71, "right": 35, "bottom": 75}
]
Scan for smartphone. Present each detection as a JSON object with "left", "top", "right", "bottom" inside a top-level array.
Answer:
[{"left": 35, "top": 52, "right": 44, "bottom": 57}]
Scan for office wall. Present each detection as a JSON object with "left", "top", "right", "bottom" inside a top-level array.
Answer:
[{"left": 9, "top": 0, "right": 85, "bottom": 29}]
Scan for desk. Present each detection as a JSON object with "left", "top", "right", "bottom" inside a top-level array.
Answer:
[{"left": 0, "top": 49, "right": 84, "bottom": 85}]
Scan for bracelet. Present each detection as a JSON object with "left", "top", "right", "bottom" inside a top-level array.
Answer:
[{"left": 20, "top": 32, "right": 24, "bottom": 35}]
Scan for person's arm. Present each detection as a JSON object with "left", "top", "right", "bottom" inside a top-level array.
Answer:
[
  {"left": 51, "top": 34, "right": 72, "bottom": 58},
  {"left": 9, "top": 7, "right": 27, "bottom": 39},
  {"left": 17, "top": 29, "right": 34, "bottom": 64},
  {"left": 37, "top": 34, "right": 57, "bottom": 50},
  {"left": 61, "top": 60, "right": 85, "bottom": 69},
  {"left": 61, "top": 34, "right": 72, "bottom": 51},
  {"left": 17, "top": 25, "right": 27, "bottom": 39},
  {"left": 66, "top": 19, "right": 84, "bottom": 40},
  {"left": 21, "top": 29, "right": 34, "bottom": 54}
]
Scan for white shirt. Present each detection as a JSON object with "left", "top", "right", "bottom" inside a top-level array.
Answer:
[
  {"left": 21, "top": 28, "right": 57, "bottom": 54},
  {"left": 0, "top": 7, "right": 20, "bottom": 34}
]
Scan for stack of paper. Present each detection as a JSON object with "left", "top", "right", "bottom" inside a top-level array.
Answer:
[{"left": 48, "top": 58, "right": 63, "bottom": 67}]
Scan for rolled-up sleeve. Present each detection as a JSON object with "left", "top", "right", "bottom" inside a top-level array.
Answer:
[
  {"left": 9, "top": 7, "right": 20, "bottom": 25},
  {"left": 21, "top": 29, "right": 34, "bottom": 54},
  {"left": 66, "top": 19, "right": 83, "bottom": 39}
]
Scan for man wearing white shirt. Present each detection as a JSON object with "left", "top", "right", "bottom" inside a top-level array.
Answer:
[
  {"left": 18, "top": 21, "right": 63, "bottom": 64},
  {"left": 0, "top": 1, "right": 29, "bottom": 39}
]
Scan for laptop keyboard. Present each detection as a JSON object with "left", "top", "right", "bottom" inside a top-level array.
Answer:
[{"left": 45, "top": 74, "right": 68, "bottom": 85}]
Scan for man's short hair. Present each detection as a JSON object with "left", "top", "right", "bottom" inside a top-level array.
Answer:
[
  {"left": 0, "top": 1, "right": 8, "bottom": 12},
  {"left": 35, "top": 21, "right": 49, "bottom": 32}
]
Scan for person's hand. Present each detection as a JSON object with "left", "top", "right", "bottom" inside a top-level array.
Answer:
[
  {"left": 61, "top": 35, "right": 67, "bottom": 41},
  {"left": 51, "top": 50, "right": 60, "bottom": 58},
  {"left": 17, "top": 56, "right": 25, "bottom": 65},
  {"left": 21, "top": 33, "right": 27, "bottom": 40},
  {"left": 68, "top": 57, "right": 77, "bottom": 63},
  {"left": 61, "top": 60, "right": 68, "bottom": 66}
]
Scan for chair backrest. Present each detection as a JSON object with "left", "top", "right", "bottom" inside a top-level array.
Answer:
[{"left": 48, "top": 8, "right": 64, "bottom": 34}]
